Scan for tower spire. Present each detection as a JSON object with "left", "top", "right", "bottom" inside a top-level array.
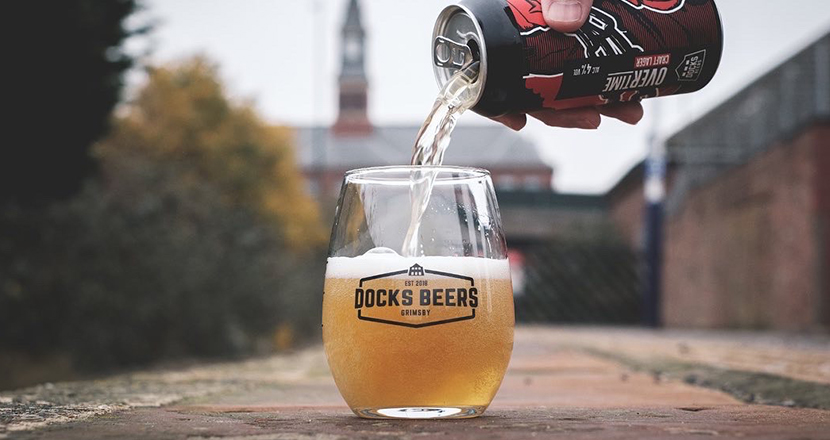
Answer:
[{"left": 334, "top": 0, "right": 372, "bottom": 136}]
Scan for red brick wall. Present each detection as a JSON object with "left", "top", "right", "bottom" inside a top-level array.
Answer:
[
  {"left": 811, "top": 125, "right": 830, "bottom": 328},
  {"left": 490, "top": 169, "right": 554, "bottom": 190},
  {"left": 609, "top": 181, "right": 644, "bottom": 249},
  {"left": 608, "top": 168, "right": 676, "bottom": 250},
  {"left": 663, "top": 125, "right": 827, "bottom": 331}
]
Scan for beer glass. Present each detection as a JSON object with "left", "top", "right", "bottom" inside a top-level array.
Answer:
[{"left": 323, "top": 166, "right": 514, "bottom": 419}]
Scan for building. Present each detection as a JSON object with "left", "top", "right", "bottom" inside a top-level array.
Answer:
[
  {"left": 293, "top": 0, "right": 553, "bottom": 203},
  {"left": 608, "top": 32, "right": 830, "bottom": 331},
  {"left": 295, "top": 0, "right": 642, "bottom": 325},
  {"left": 607, "top": 160, "right": 677, "bottom": 250}
]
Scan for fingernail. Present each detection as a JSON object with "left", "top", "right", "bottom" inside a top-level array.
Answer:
[{"left": 547, "top": 0, "right": 583, "bottom": 23}]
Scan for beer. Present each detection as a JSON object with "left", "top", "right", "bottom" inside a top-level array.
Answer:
[
  {"left": 406, "top": 62, "right": 480, "bottom": 257},
  {"left": 432, "top": 0, "right": 723, "bottom": 117},
  {"left": 323, "top": 250, "right": 514, "bottom": 418},
  {"left": 326, "top": 167, "right": 511, "bottom": 419}
]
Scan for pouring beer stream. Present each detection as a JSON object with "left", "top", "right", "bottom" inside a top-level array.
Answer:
[{"left": 403, "top": 61, "right": 480, "bottom": 257}]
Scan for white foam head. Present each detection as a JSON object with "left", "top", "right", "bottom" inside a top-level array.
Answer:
[{"left": 327, "top": 247, "right": 511, "bottom": 280}]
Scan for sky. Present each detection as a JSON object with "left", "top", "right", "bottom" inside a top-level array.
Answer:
[{"left": 130, "top": 0, "right": 830, "bottom": 193}]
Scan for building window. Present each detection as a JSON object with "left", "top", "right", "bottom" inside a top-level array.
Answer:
[
  {"left": 496, "top": 175, "right": 517, "bottom": 191},
  {"left": 340, "top": 93, "right": 366, "bottom": 110},
  {"left": 524, "top": 176, "right": 545, "bottom": 191}
]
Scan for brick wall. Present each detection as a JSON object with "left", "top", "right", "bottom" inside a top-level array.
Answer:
[
  {"left": 663, "top": 125, "right": 828, "bottom": 331},
  {"left": 608, "top": 170, "right": 645, "bottom": 250},
  {"left": 811, "top": 125, "right": 830, "bottom": 329},
  {"left": 608, "top": 165, "right": 676, "bottom": 250}
]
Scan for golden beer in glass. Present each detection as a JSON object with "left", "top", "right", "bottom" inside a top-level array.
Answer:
[{"left": 323, "top": 166, "right": 514, "bottom": 419}]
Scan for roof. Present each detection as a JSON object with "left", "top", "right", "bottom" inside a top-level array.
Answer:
[
  {"left": 606, "top": 161, "right": 646, "bottom": 202},
  {"left": 668, "top": 32, "right": 830, "bottom": 164},
  {"left": 343, "top": 0, "right": 363, "bottom": 32},
  {"left": 293, "top": 125, "right": 550, "bottom": 170},
  {"left": 664, "top": 31, "right": 830, "bottom": 214},
  {"left": 606, "top": 158, "right": 680, "bottom": 202}
]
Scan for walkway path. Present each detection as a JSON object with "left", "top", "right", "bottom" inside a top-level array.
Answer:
[{"left": 2, "top": 327, "right": 828, "bottom": 439}]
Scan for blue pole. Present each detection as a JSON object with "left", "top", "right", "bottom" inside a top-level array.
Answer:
[{"left": 643, "top": 112, "right": 666, "bottom": 328}]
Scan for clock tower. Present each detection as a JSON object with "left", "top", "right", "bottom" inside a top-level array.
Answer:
[{"left": 333, "top": 0, "right": 372, "bottom": 136}]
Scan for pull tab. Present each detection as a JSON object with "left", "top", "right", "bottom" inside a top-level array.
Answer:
[{"left": 434, "top": 36, "right": 474, "bottom": 69}]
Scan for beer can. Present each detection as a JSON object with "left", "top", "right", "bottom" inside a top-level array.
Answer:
[{"left": 432, "top": 0, "right": 723, "bottom": 117}]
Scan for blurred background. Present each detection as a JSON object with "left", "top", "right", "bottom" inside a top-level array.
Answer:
[{"left": 2, "top": 0, "right": 830, "bottom": 390}]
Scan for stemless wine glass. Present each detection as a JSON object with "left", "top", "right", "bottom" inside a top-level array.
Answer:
[{"left": 322, "top": 166, "right": 514, "bottom": 419}]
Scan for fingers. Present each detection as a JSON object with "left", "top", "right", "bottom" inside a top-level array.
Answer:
[
  {"left": 541, "top": 0, "right": 594, "bottom": 33},
  {"left": 491, "top": 114, "right": 528, "bottom": 131},
  {"left": 597, "top": 102, "right": 645, "bottom": 125},
  {"left": 492, "top": 103, "right": 645, "bottom": 131},
  {"left": 529, "top": 108, "right": 601, "bottom": 129}
]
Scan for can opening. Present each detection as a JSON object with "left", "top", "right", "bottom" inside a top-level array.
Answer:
[
  {"left": 467, "top": 39, "right": 481, "bottom": 64},
  {"left": 432, "top": 4, "right": 487, "bottom": 108}
]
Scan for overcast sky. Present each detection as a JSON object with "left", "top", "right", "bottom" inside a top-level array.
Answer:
[{"left": 132, "top": 0, "right": 830, "bottom": 193}]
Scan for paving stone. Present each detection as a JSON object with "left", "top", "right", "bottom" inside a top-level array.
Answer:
[{"left": 2, "top": 327, "right": 829, "bottom": 439}]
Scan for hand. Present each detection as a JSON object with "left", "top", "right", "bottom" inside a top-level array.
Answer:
[{"left": 494, "top": 0, "right": 645, "bottom": 131}]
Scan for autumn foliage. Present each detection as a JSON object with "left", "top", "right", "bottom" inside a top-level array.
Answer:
[
  {"left": 98, "top": 57, "right": 325, "bottom": 249},
  {"left": 0, "top": 58, "right": 327, "bottom": 386}
]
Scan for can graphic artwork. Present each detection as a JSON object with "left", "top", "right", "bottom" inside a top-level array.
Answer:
[{"left": 433, "top": 0, "right": 723, "bottom": 117}]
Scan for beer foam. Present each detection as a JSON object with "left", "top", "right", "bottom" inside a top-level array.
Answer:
[{"left": 327, "top": 248, "right": 511, "bottom": 280}]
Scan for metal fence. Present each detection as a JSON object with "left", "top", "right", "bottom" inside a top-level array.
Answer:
[{"left": 511, "top": 240, "right": 641, "bottom": 324}]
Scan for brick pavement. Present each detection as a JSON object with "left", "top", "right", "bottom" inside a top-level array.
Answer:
[
  {"left": 2, "top": 327, "right": 828, "bottom": 439},
  {"left": 525, "top": 326, "right": 830, "bottom": 384}
]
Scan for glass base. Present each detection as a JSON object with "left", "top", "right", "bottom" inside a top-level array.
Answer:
[{"left": 354, "top": 406, "right": 486, "bottom": 419}]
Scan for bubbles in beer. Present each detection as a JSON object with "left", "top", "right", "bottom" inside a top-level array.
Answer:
[
  {"left": 327, "top": 254, "right": 512, "bottom": 280},
  {"left": 322, "top": 254, "right": 513, "bottom": 415},
  {"left": 403, "top": 62, "right": 480, "bottom": 257}
]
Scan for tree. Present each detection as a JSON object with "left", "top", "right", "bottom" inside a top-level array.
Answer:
[
  {"left": 0, "top": 58, "right": 326, "bottom": 384},
  {"left": 1, "top": 0, "right": 141, "bottom": 204},
  {"left": 97, "top": 57, "right": 326, "bottom": 249}
]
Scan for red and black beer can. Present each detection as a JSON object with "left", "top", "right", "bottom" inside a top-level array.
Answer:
[{"left": 432, "top": 0, "right": 723, "bottom": 117}]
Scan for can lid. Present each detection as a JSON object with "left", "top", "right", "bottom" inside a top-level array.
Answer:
[{"left": 432, "top": 5, "right": 487, "bottom": 107}]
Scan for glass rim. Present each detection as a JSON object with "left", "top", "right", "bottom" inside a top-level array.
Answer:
[{"left": 344, "top": 166, "right": 490, "bottom": 184}]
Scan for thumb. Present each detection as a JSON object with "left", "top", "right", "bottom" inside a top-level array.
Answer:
[{"left": 541, "top": 0, "right": 593, "bottom": 33}]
